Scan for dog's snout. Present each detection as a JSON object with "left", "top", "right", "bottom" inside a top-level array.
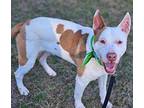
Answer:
[{"left": 107, "top": 52, "right": 117, "bottom": 62}]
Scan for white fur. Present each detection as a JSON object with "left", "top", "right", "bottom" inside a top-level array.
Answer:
[
  {"left": 14, "top": 11, "right": 131, "bottom": 108},
  {"left": 94, "top": 27, "right": 128, "bottom": 64},
  {"left": 39, "top": 52, "right": 56, "bottom": 76}
]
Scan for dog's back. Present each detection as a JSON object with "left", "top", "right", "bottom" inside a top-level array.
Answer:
[{"left": 23, "top": 17, "right": 91, "bottom": 63}]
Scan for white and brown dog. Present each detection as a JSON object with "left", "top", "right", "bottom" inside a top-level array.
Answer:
[{"left": 12, "top": 9, "right": 131, "bottom": 108}]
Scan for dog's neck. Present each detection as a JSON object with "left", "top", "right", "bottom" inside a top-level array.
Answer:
[{"left": 72, "top": 26, "right": 104, "bottom": 74}]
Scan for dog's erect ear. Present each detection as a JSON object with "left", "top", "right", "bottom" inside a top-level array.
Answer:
[
  {"left": 93, "top": 9, "right": 106, "bottom": 35},
  {"left": 118, "top": 12, "right": 131, "bottom": 35}
]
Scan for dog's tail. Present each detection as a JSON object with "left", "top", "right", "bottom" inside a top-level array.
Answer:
[{"left": 11, "top": 22, "right": 25, "bottom": 38}]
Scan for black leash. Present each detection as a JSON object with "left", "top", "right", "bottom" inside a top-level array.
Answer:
[{"left": 102, "top": 75, "right": 116, "bottom": 108}]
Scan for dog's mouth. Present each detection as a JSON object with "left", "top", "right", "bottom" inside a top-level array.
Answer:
[{"left": 103, "top": 62, "right": 118, "bottom": 74}]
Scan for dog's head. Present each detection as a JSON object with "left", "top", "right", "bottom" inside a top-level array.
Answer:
[{"left": 93, "top": 9, "right": 131, "bottom": 74}]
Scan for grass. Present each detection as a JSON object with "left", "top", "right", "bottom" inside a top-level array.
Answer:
[{"left": 12, "top": 0, "right": 133, "bottom": 108}]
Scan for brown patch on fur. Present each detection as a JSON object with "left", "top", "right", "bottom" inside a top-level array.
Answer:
[
  {"left": 14, "top": 20, "right": 31, "bottom": 66},
  {"left": 16, "top": 27, "right": 27, "bottom": 65},
  {"left": 11, "top": 19, "right": 31, "bottom": 38},
  {"left": 73, "top": 57, "right": 85, "bottom": 76},
  {"left": 56, "top": 24, "right": 64, "bottom": 34},
  {"left": 11, "top": 22, "right": 25, "bottom": 38},
  {"left": 59, "top": 29, "right": 88, "bottom": 76}
]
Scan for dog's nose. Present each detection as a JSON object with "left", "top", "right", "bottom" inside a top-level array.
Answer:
[{"left": 107, "top": 52, "right": 117, "bottom": 62}]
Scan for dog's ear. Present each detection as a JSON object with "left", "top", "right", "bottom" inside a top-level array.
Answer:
[
  {"left": 118, "top": 12, "right": 131, "bottom": 35},
  {"left": 93, "top": 9, "right": 106, "bottom": 35}
]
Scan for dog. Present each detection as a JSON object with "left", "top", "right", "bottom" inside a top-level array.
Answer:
[{"left": 12, "top": 9, "right": 131, "bottom": 108}]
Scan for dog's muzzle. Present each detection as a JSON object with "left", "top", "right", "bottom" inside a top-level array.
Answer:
[{"left": 103, "top": 52, "right": 118, "bottom": 74}]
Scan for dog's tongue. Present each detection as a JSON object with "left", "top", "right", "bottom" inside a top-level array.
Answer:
[
  {"left": 105, "top": 63, "right": 115, "bottom": 73},
  {"left": 107, "top": 63, "right": 114, "bottom": 69}
]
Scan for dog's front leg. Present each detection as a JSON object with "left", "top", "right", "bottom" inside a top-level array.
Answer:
[
  {"left": 74, "top": 75, "right": 90, "bottom": 108},
  {"left": 98, "top": 74, "right": 113, "bottom": 108}
]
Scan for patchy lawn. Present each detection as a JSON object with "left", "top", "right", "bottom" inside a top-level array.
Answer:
[{"left": 12, "top": 0, "right": 133, "bottom": 108}]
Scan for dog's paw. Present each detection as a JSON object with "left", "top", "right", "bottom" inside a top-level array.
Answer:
[
  {"left": 18, "top": 86, "right": 29, "bottom": 96},
  {"left": 106, "top": 101, "right": 113, "bottom": 108},
  {"left": 47, "top": 70, "right": 57, "bottom": 76},
  {"left": 46, "top": 68, "right": 57, "bottom": 76},
  {"left": 75, "top": 101, "right": 85, "bottom": 108}
]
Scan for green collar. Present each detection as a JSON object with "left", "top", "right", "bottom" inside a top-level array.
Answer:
[{"left": 82, "top": 35, "right": 103, "bottom": 66}]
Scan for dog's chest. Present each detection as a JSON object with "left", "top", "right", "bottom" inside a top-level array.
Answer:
[{"left": 83, "top": 58, "right": 106, "bottom": 80}]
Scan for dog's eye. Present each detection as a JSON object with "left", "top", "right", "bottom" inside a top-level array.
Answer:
[
  {"left": 116, "top": 40, "right": 123, "bottom": 44},
  {"left": 100, "top": 40, "right": 106, "bottom": 44}
]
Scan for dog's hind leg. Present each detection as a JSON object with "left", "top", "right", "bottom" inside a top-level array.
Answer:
[
  {"left": 39, "top": 52, "right": 57, "bottom": 76},
  {"left": 98, "top": 74, "right": 113, "bottom": 108},
  {"left": 15, "top": 50, "right": 38, "bottom": 96}
]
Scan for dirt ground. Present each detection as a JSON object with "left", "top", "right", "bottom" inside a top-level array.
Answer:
[{"left": 11, "top": 0, "right": 133, "bottom": 108}]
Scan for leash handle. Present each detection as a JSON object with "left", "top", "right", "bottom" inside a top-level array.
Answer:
[{"left": 102, "top": 75, "right": 116, "bottom": 108}]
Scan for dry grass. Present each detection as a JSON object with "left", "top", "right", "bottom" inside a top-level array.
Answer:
[{"left": 12, "top": 0, "right": 133, "bottom": 108}]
